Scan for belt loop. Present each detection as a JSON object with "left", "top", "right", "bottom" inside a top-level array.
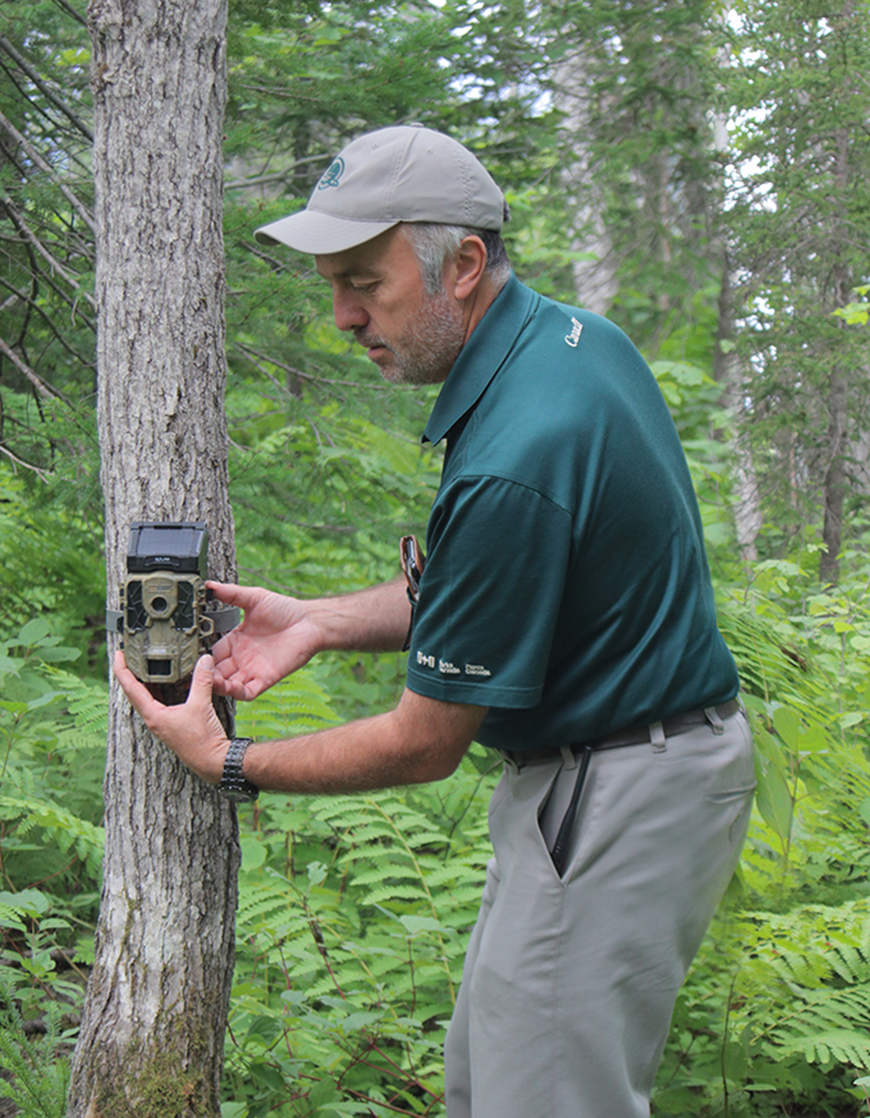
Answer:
[
  {"left": 704, "top": 707, "right": 725, "bottom": 735},
  {"left": 499, "top": 750, "right": 520, "bottom": 774},
  {"left": 561, "top": 745, "right": 578, "bottom": 771},
  {"left": 649, "top": 721, "right": 666, "bottom": 753}
]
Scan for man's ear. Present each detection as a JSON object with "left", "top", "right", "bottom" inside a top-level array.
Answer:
[{"left": 450, "top": 236, "right": 488, "bottom": 300}]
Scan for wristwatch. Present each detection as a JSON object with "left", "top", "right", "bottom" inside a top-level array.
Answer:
[{"left": 218, "top": 738, "right": 259, "bottom": 802}]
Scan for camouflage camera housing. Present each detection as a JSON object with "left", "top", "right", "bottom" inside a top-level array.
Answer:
[{"left": 119, "top": 522, "right": 215, "bottom": 685}]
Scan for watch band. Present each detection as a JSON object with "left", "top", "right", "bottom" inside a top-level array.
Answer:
[{"left": 218, "top": 737, "right": 259, "bottom": 802}]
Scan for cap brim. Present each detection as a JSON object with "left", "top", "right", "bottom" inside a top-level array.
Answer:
[{"left": 254, "top": 210, "right": 399, "bottom": 254}]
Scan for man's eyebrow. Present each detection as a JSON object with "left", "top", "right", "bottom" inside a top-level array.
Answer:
[
  {"left": 316, "top": 261, "right": 380, "bottom": 282},
  {"left": 338, "top": 266, "right": 379, "bottom": 280}
]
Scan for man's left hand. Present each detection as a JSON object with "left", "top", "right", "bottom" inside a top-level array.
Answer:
[{"left": 113, "top": 651, "right": 231, "bottom": 784}]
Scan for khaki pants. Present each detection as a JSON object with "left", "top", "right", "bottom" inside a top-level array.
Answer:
[{"left": 444, "top": 709, "right": 755, "bottom": 1118}]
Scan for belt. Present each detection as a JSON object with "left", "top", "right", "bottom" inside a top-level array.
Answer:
[
  {"left": 500, "top": 699, "right": 742, "bottom": 769},
  {"left": 500, "top": 698, "right": 742, "bottom": 878}
]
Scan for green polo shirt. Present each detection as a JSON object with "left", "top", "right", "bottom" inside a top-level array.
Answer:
[{"left": 405, "top": 276, "right": 738, "bottom": 754}]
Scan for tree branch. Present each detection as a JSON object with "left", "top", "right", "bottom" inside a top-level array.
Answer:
[
  {"left": 0, "top": 336, "right": 73, "bottom": 405},
  {"left": 0, "top": 36, "right": 93, "bottom": 142},
  {"left": 0, "top": 190, "right": 96, "bottom": 310},
  {"left": 0, "top": 274, "right": 95, "bottom": 366},
  {"left": 49, "top": 0, "right": 88, "bottom": 27},
  {"left": 0, "top": 110, "right": 96, "bottom": 233},
  {"left": 0, "top": 442, "right": 51, "bottom": 480}
]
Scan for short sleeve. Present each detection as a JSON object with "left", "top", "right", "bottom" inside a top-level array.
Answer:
[{"left": 405, "top": 474, "right": 573, "bottom": 708}]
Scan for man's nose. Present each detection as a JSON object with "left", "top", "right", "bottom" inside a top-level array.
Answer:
[{"left": 332, "top": 289, "right": 368, "bottom": 332}]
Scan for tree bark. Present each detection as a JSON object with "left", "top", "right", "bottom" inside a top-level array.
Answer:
[
  {"left": 713, "top": 255, "right": 762, "bottom": 565},
  {"left": 819, "top": 124, "right": 855, "bottom": 587},
  {"left": 820, "top": 250, "right": 852, "bottom": 586},
  {"left": 820, "top": 366, "right": 848, "bottom": 585},
  {"left": 67, "top": 1, "right": 238, "bottom": 1115},
  {"left": 554, "top": 45, "right": 619, "bottom": 316}
]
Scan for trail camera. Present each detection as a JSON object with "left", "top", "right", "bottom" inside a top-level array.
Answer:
[{"left": 106, "top": 522, "right": 239, "bottom": 687}]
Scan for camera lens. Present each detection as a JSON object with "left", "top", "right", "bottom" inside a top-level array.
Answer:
[{"left": 151, "top": 596, "right": 169, "bottom": 612}]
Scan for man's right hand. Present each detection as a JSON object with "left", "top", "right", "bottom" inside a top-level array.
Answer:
[{"left": 206, "top": 582, "right": 322, "bottom": 701}]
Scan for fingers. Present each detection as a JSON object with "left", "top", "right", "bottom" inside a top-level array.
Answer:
[
  {"left": 206, "top": 581, "right": 263, "bottom": 610},
  {"left": 210, "top": 646, "right": 246, "bottom": 698},
  {"left": 113, "top": 652, "right": 229, "bottom": 783},
  {"left": 113, "top": 650, "right": 164, "bottom": 724},
  {"left": 114, "top": 650, "right": 216, "bottom": 723},
  {"left": 212, "top": 668, "right": 262, "bottom": 702}
]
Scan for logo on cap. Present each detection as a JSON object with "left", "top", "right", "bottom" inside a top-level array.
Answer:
[{"left": 317, "top": 157, "right": 346, "bottom": 191}]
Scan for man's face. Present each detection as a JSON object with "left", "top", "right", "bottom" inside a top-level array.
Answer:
[{"left": 315, "top": 227, "right": 467, "bottom": 386}]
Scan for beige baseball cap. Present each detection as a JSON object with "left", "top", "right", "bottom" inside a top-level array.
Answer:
[{"left": 254, "top": 124, "right": 506, "bottom": 255}]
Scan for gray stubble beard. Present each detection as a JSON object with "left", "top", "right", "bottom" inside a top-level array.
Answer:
[{"left": 357, "top": 288, "right": 467, "bottom": 387}]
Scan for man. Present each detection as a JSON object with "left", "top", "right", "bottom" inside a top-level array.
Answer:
[{"left": 115, "top": 125, "right": 755, "bottom": 1117}]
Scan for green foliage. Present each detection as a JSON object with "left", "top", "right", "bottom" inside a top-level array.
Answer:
[
  {"left": 5, "top": 1, "right": 870, "bottom": 1115},
  {"left": 223, "top": 674, "right": 493, "bottom": 1114},
  {"left": 236, "top": 670, "right": 340, "bottom": 739},
  {"left": 835, "top": 285, "right": 870, "bottom": 327},
  {"left": 723, "top": 0, "right": 870, "bottom": 559},
  {"left": 651, "top": 357, "right": 735, "bottom": 555},
  {"left": 0, "top": 980, "right": 72, "bottom": 1118},
  {"left": 0, "top": 450, "right": 105, "bottom": 668},
  {"left": 657, "top": 899, "right": 870, "bottom": 1116},
  {"left": 0, "top": 622, "right": 102, "bottom": 1118},
  {"left": 5, "top": 387, "right": 870, "bottom": 1118},
  {"left": 654, "top": 547, "right": 870, "bottom": 1116},
  {"left": 0, "top": 620, "right": 105, "bottom": 930},
  {"left": 227, "top": 385, "right": 442, "bottom": 597},
  {"left": 225, "top": 756, "right": 496, "bottom": 1117},
  {"left": 551, "top": 0, "right": 725, "bottom": 354},
  {"left": 735, "top": 903, "right": 870, "bottom": 1069},
  {"left": 0, "top": 0, "right": 96, "bottom": 476}
]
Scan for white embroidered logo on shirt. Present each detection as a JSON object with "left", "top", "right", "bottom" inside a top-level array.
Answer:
[
  {"left": 565, "top": 317, "right": 583, "bottom": 348},
  {"left": 416, "top": 652, "right": 492, "bottom": 678}
]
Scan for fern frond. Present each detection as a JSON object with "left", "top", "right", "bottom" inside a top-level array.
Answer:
[
  {"left": 236, "top": 670, "right": 338, "bottom": 741},
  {"left": 350, "top": 867, "right": 430, "bottom": 887},
  {"left": 42, "top": 665, "right": 109, "bottom": 749},
  {"left": 0, "top": 902, "right": 27, "bottom": 932},
  {"left": 236, "top": 881, "right": 300, "bottom": 932},
  {"left": 360, "top": 884, "right": 433, "bottom": 908},
  {"left": 0, "top": 983, "right": 71, "bottom": 1118},
  {"left": 732, "top": 901, "right": 870, "bottom": 1081},
  {"left": 782, "top": 1028, "right": 870, "bottom": 1069},
  {"left": 0, "top": 794, "right": 104, "bottom": 876}
]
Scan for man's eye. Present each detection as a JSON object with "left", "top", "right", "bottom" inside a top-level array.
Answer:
[{"left": 351, "top": 281, "right": 377, "bottom": 294}]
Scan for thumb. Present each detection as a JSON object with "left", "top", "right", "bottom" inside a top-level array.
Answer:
[{"left": 189, "top": 654, "right": 215, "bottom": 703}]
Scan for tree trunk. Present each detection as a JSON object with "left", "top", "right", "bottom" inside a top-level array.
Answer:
[
  {"left": 820, "top": 365, "right": 847, "bottom": 585},
  {"left": 819, "top": 129, "right": 855, "bottom": 587},
  {"left": 713, "top": 255, "right": 762, "bottom": 565},
  {"left": 66, "top": 1, "right": 238, "bottom": 1115},
  {"left": 554, "top": 46, "right": 619, "bottom": 316}
]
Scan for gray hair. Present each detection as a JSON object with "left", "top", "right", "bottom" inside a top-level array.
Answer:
[{"left": 402, "top": 222, "right": 512, "bottom": 296}]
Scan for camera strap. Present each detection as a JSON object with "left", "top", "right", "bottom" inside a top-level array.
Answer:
[{"left": 105, "top": 604, "right": 241, "bottom": 634}]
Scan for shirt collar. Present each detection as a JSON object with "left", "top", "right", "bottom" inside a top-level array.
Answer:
[{"left": 422, "top": 275, "right": 539, "bottom": 445}]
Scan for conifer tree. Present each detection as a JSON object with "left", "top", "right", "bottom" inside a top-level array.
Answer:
[{"left": 726, "top": 0, "right": 870, "bottom": 579}]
